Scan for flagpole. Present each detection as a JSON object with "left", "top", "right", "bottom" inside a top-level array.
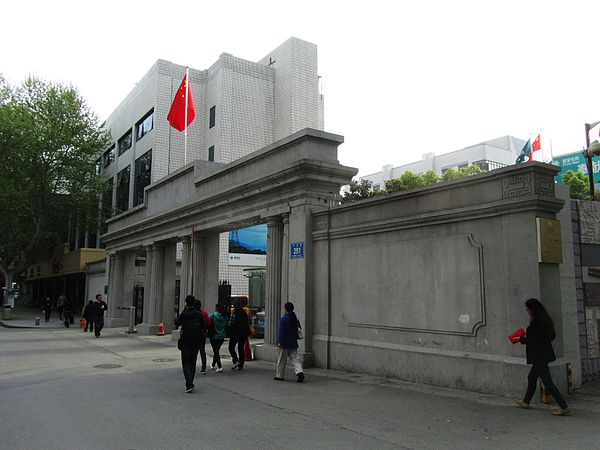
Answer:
[{"left": 184, "top": 67, "right": 189, "bottom": 165}]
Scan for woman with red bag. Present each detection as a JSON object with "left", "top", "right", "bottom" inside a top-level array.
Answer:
[{"left": 515, "top": 298, "right": 570, "bottom": 416}]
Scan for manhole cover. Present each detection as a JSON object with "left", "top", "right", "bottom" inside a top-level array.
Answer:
[
  {"left": 94, "top": 364, "right": 122, "bottom": 369},
  {"left": 153, "top": 358, "right": 176, "bottom": 363}
]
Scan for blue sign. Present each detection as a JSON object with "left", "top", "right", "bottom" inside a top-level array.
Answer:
[{"left": 290, "top": 242, "right": 304, "bottom": 259}]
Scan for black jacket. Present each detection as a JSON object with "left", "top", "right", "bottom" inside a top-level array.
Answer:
[
  {"left": 175, "top": 307, "right": 206, "bottom": 349},
  {"left": 93, "top": 300, "right": 108, "bottom": 319},
  {"left": 520, "top": 319, "right": 557, "bottom": 365},
  {"left": 228, "top": 309, "right": 250, "bottom": 340},
  {"left": 83, "top": 304, "right": 94, "bottom": 320}
]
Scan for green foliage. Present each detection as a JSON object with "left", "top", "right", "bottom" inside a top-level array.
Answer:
[
  {"left": 343, "top": 165, "right": 486, "bottom": 203},
  {"left": 562, "top": 170, "right": 591, "bottom": 200},
  {"left": 0, "top": 76, "right": 109, "bottom": 284}
]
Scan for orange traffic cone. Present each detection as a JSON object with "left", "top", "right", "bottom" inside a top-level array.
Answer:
[
  {"left": 157, "top": 320, "right": 165, "bottom": 336},
  {"left": 244, "top": 338, "right": 253, "bottom": 361}
]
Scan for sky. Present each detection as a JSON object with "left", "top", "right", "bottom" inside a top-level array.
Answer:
[{"left": 2, "top": 0, "right": 600, "bottom": 176}]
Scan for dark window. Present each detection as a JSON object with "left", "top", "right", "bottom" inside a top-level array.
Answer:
[
  {"left": 118, "top": 129, "right": 132, "bottom": 156},
  {"left": 458, "top": 163, "right": 469, "bottom": 170},
  {"left": 102, "top": 177, "right": 114, "bottom": 221},
  {"left": 103, "top": 145, "right": 115, "bottom": 167},
  {"left": 95, "top": 159, "right": 102, "bottom": 175},
  {"left": 136, "top": 109, "right": 154, "bottom": 141},
  {"left": 209, "top": 106, "right": 216, "bottom": 129},
  {"left": 116, "top": 166, "right": 131, "bottom": 212},
  {"left": 208, "top": 146, "right": 215, "bottom": 162},
  {"left": 134, "top": 150, "right": 152, "bottom": 207}
]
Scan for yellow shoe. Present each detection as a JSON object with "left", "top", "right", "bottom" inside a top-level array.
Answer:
[
  {"left": 552, "top": 407, "right": 570, "bottom": 416},
  {"left": 516, "top": 399, "right": 530, "bottom": 409}
]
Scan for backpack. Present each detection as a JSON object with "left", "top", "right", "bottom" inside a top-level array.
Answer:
[{"left": 179, "top": 312, "right": 206, "bottom": 348}]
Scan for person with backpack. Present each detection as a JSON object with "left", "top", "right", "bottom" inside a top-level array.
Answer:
[
  {"left": 209, "top": 303, "right": 227, "bottom": 372},
  {"left": 515, "top": 298, "right": 570, "bottom": 416},
  {"left": 274, "top": 302, "right": 305, "bottom": 382},
  {"left": 228, "top": 301, "right": 251, "bottom": 371},
  {"left": 194, "top": 299, "right": 211, "bottom": 375},
  {"left": 175, "top": 295, "right": 206, "bottom": 393}
]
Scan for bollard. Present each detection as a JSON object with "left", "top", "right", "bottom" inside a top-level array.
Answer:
[
  {"left": 540, "top": 380, "right": 552, "bottom": 404},
  {"left": 126, "top": 306, "right": 137, "bottom": 334},
  {"left": 567, "top": 363, "right": 574, "bottom": 395},
  {"left": 35, "top": 317, "right": 40, "bottom": 326}
]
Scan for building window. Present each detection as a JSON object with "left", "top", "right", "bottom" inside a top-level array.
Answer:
[
  {"left": 209, "top": 106, "right": 216, "bottom": 129},
  {"left": 136, "top": 109, "right": 154, "bottom": 141},
  {"left": 373, "top": 183, "right": 381, "bottom": 190},
  {"left": 118, "top": 129, "right": 132, "bottom": 156},
  {"left": 116, "top": 166, "right": 131, "bottom": 213},
  {"left": 102, "top": 177, "right": 114, "bottom": 221},
  {"left": 208, "top": 146, "right": 215, "bottom": 162},
  {"left": 472, "top": 160, "right": 506, "bottom": 172},
  {"left": 458, "top": 162, "right": 469, "bottom": 170},
  {"left": 134, "top": 150, "right": 152, "bottom": 207},
  {"left": 95, "top": 159, "right": 102, "bottom": 175},
  {"left": 103, "top": 145, "right": 115, "bottom": 168}
]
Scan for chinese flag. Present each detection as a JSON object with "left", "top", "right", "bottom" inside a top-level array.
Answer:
[
  {"left": 531, "top": 134, "right": 541, "bottom": 151},
  {"left": 167, "top": 73, "right": 195, "bottom": 132}
]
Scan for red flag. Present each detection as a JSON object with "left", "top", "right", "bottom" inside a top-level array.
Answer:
[
  {"left": 167, "top": 73, "right": 195, "bottom": 132},
  {"left": 532, "top": 134, "right": 541, "bottom": 152}
]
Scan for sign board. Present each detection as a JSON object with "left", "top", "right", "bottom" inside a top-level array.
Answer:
[
  {"left": 552, "top": 152, "right": 600, "bottom": 188},
  {"left": 536, "top": 218, "right": 563, "bottom": 264},
  {"left": 228, "top": 224, "right": 267, "bottom": 267},
  {"left": 290, "top": 242, "right": 304, "bottom": 259}
]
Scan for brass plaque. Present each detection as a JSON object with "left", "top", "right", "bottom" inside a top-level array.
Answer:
[{"left": 537, "top": 218, "right": 563, "bottom": 264}]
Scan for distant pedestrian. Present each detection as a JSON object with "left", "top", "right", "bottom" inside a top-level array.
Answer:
[
  {"left": 43, "top": 297, "right": 52, "bottom": 322},
  {"left": 228, "top": 301, "right": 251, "bottom": 371},
  {"left": 209, "top": 303, "right": 227, "bottom": 373},
  {"left": 63, "top": 297, "right": 74, "bottom": 327},
  {"left": 274, "top": 302, "right": 305, "bottom": 382},
  {"left": 515, "top": 298, "right": 569, "bottom": 416},
  {"left": 193, "top": 299, "right": 212, "bottom": 375},
  {"left": 83, "top": 300, "right": 94, "bottom": 333},
  {"left": 93, "top": 294, "right": 108, "bottom": 338},
  {"left": 175, "top": 295, "right": 206, "bottom": 393},
  {"left": 56, "top": 294, "right": 66, "bottom": 321}
]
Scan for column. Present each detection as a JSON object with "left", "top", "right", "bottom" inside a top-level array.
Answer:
[
  {"left": 179, "top": 236, "right": 192, "bottom": 313},
  {"left": 265, "top": 217, "right": 283, "bottom": 346},
  {"left": 161, "top": 241, "right": 177, "bottom": 332},
  {"left": 149, "top": 244, "right": 164, "bottom": 325},
  {"left": 281, "top": 214, "right": 290, "bottom": 306},
  {"left": 84, "top": 229, "right": 89, "bottom": 248},
  {"left": 106, "top": 252, "right": 125, "bottom": 327},
  {"left": 191, "top": 235, "right": 204, "bottom": 301},
  {"left": 142, "top": 245, "right": 153, "bottom": 324}
]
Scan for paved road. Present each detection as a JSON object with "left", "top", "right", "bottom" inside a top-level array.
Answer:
[{"left": 1, "top": 325, "right": 599, "bottom": 450}]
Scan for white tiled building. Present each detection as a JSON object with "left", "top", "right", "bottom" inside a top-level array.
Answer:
[
  {"left": 361, "top": 135, "right": 526, "bottom": 190},
  {"left": 99, "top": 37, "right": 324, "bottom": 294}
]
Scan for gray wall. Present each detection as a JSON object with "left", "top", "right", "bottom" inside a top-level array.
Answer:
[{"left": 311, "top": 163, "right": 577, "bottom": 396}]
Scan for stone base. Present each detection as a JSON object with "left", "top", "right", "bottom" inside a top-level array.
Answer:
[
  {"left": 137, "top": 323, "right": 160, "bottom": 335},
  {"left": 253, "top": 344, "right": 278, "bottom": 362},
  {"left": 104, "top": 317, "right": 128, "bottom": 328}
]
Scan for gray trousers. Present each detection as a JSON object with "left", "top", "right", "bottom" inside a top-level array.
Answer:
[{"left": 276, "top": 348, "right": 303, "bottom": 379}]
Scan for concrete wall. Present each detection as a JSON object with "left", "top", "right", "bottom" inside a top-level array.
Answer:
[{"left": 312, "top": 162, "right": 576, "bottom": 396}]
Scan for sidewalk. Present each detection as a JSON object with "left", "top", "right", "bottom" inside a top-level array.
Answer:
[{"left": 0, "top": 305, "right": 67, "bottom": 329}]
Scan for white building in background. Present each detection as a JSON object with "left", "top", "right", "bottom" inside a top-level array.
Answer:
[
  {"left": 98, "top": 37, "right": 324, "bottom": 295},
  {"left": 361, "top": 135, "right": 526, "bottom": 190}
]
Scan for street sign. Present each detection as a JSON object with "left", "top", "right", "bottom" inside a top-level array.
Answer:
[
  {"left": 553, "top": 152, "right": 600, "bottom": 187},
  {"left": 290, "top": 242, "right": 304, "bottom": 259}
]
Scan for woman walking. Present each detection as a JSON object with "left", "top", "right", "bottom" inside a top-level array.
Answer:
[
  {"left": 516, "top": 298, "right": 569, "bottom": 416},
  {"left": 175, "top": 295, "right": 206, "bottom": 393},
  {"left": 228, "top": 301, "right": 251, "bottom": 371},
  {"left": 274, "top": 302, "right": 305, "bottom": 382},
  {"left": 43, "top": 297, "right": 52, "bottom": 322},
  {"left": 209, "top": 303, "right": 227, "bottom": 373}
]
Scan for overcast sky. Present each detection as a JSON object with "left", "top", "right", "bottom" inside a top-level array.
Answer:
[{"left": 2, "top": 0, "right": 599, "bottom": 176}]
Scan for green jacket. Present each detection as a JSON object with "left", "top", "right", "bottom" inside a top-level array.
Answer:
[{"left": 209, "top": 312, "right": 227, "bottom": 339}]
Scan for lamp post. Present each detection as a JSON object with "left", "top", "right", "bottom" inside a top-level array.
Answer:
[{"left": 583, "top": 120, "right": 600, "bottom": 201}]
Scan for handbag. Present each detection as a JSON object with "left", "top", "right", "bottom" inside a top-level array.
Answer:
[{"left": 297, "top": 326, "right": 303, "bottom": 340}]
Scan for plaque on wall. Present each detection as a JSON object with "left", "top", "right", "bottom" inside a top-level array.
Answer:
[{"left": 536, "top": 218, "right": 563, "bottom": 264}]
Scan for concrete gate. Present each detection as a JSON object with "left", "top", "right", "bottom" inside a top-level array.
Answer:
[
  {"left": 102, "top": 129, "right": 357, "bottom": 364},
  {"left": 103, "top": 127, "right": 581, "bottom": 395}
]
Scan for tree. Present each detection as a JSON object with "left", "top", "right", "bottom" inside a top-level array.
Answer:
[
  {"left": 341, "top": 179, "right": 382, "bottom": 203},
  {"left": 562, "top": 170, "right": 591, "bottom": 200},
  {"left": 0, "top": 76, "right": 109, "bottom": 299}
]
